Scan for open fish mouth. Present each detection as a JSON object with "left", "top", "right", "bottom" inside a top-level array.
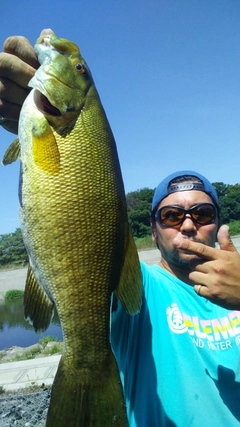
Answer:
[{"left": 34, "top": 90, "right": 62, "bottom": 116}]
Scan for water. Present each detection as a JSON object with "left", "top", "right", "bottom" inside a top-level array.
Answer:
[{"left": 0, "top": 297, "right": 63, "bottom": 350}]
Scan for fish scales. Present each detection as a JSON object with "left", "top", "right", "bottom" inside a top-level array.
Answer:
[
  {"left": 21, "top": 105, "right": 123, "bottom": 357},
  {"left": 3, "top": 32, "right": 142, "bottom": 426}
]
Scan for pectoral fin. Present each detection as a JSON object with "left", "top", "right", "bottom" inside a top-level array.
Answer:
[
  {"left": 24, "top": 265, "right": 55, "bottom": 332},
  {"left": 32, "top": 118, "right": 60, "bottom": 173},
  {"left": 2, "top": 138, "right": 21, "bottom": 165},
  {"left": 114, "top": 225, "right": 142, "bottom": 315}
]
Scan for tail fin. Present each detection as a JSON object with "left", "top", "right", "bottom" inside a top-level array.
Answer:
[{"left": 46, "top": 353, "right": 128, "bottom": 426}]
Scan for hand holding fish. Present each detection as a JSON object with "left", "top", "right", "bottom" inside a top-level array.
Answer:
[
  {"left": 0, "top": 29, "right": 53, "bottom": 134},
  {"left": 173, "top": 225, "right": 240, "bottom": 309}
]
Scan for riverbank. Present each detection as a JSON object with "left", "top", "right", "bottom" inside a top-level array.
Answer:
[{"left": 0, "top": 340, "right": 63, "bottom": 364}]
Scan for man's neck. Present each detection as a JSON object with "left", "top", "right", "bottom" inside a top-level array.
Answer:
[{"left": 159, "top": 258, "right": 194, "bottom": 286}]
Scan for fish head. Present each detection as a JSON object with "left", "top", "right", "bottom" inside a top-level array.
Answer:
[{"left": 28, "top": 33, "right": 94, "bottom": 122}]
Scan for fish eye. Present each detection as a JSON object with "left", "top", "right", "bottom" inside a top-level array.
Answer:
[{"left": 75, "top": 63, "right": 85, "bottom": 73}]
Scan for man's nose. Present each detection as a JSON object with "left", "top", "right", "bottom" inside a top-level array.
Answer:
[{"left": 180, "top": 215, "right": 197, "bottom": 231}]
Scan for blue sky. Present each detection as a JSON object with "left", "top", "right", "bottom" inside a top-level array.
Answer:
[{"left": 0, "top": 0, "right": 240, "bottom": 234}]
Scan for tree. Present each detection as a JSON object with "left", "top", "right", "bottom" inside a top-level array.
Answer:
[
  {"left": 0, "top": 228, "right": 28, "bottom": 266},
  {"left": 126, "top": 188, "right": 154, "bottom": 238},
  {"left": 215, "top": 183, "right": 240, "bottom": 224},
  {"left": 212, "top": 182, "right": 229, "bottom": 199}
]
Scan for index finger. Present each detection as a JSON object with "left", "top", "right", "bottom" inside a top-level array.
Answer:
[
  {"left": 3, "top": 36, "right": 39, "bottom": 69},
  {"left": 173, "top": 238, "right": 219, "bottom": 260},
  {"left": 0, "top": 53, "right": 36, "bottom": 89}
]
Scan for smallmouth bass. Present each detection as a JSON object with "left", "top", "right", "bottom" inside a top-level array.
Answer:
[{"left": 3, "top": 32, "right": 142, "bottom": 426}]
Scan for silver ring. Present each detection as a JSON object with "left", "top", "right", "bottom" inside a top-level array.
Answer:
[
  {"left": 197, "top": 285, "right": 202, "bottom": 296},
  {"left": 0, "top": 114, "right": 7, "bottom": 124}
]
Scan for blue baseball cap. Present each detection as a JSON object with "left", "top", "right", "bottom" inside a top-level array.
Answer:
[{"left": 151, "top": 170, "right": 219, "bottom": 212}]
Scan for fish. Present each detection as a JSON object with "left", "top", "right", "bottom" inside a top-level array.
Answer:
[{"left": 2, "top": 32, "right": 142, "bottom": 426}]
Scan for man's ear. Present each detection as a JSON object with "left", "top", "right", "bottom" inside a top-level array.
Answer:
[{"left": 150, "top": 218, "right": 158, "bottom": 242}]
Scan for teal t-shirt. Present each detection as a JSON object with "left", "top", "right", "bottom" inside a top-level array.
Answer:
[{"left": 111, "top": 262, "right": 240, "bottom": 427}]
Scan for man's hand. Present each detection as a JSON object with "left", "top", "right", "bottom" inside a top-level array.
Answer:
[
  {"left": 0, "top": 29, "right": 53, "bottom": 134},
  {"left": 173, "top": 225, "right": 240, "bottom": 310}
]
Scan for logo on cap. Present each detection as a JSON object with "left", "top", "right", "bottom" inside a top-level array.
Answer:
[{"left": 168, "top": 183, "right": 205, "bottom": 194}]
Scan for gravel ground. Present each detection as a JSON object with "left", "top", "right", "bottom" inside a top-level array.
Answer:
[{"left": 0, "top": 388, "right": 51, "bottom": 427}]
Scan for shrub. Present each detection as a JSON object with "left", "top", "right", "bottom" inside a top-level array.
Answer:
[
  {"left": 134, "top": 235, "right": 156, "bottom": 251},
  {"left": 4, "top": 289, "right": 24, "bottom": 300},
  {"left": 227, "top": 220, "right": 240, "bottom": 237},
  {"left": 39, "top": 336, "right": 60, "bottom": 348}
]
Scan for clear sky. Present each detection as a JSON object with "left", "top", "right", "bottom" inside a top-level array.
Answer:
[{"left": 0, "top": 0, "right": 240, "bottom": 234}]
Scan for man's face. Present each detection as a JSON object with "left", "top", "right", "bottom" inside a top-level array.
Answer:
[{"left": 151, "top": 190, "right": 218, "bottom": 270}]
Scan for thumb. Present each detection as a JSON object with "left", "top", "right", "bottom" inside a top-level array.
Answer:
[{"left": 217, "top": 225, "right": 237, "bottom": 252}]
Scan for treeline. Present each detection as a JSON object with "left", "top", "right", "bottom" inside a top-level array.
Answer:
[{"left": 1, "top": 181, "right": 240, "bottom": 266}]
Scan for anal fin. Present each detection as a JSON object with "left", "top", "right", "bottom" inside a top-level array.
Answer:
[{"left": 24, "top": 265, "right": 54, "bottom": 332}]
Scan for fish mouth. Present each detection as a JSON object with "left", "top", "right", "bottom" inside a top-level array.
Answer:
[{"left": 34, "top": 90, "right": 62, "bottom": 116}]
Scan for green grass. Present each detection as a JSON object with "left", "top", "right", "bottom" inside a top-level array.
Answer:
[
  {"left": 227, "top": 220, "right": 240, "bottom": 237},
  {"left": 39, "top": 335, "right": 60, "bottom": 347},
  {"left": 12, "top": 345, "right": 42, "bottom": 362},
  {"left": 134, "top": 235, "right": 156, "bottom": 251},
  {"left": 11, "top": 342, "right": 64, "bottom": 362},
  {"left": 40, "top": 336, "right": 63, "bottom": 355},
  {"left": 4, "top": 289, "right": 24, "bottom": 300},
  {"left": 42, "top": 343, "right": 63, "bottom": 356},
  {"left": 0, "top": 263, "right": 27, "bottom": 271},
  {"left": 0, "top": 336, "right": 63, "bottom": 364}
]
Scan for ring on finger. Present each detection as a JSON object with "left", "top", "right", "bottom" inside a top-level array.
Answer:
[
  {"left": 197, "top": 285, "right": 202, "bottom": 296},
  {"left": 0, "top": 114, "right": 7, "bottom": 124}
]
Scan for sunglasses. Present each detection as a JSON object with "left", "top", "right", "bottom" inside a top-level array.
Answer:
[{"left": 154, "top": 203, "right": 217, "bottom": 227}]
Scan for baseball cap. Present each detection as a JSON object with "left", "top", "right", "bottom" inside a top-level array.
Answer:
[{"left": 151, "top": 170, "right": 219, "bottom": 213}]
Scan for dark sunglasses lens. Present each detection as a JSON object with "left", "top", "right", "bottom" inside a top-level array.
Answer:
[
  {"left": 156, "top": 204, "right": 216, "bottom": 226},
  {"left": 158, "top": 207, "right": 185, "bottom": 226},
  {"left": 192, "top": 205, "right": 216, "bottom": 224}
]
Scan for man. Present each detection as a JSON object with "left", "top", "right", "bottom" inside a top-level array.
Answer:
[
  {"left": 1, "top": 30, "right": 240, "bottom": 426},
  {"left": 111, "top": 170, "right": 240, "bottom": 426}
]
